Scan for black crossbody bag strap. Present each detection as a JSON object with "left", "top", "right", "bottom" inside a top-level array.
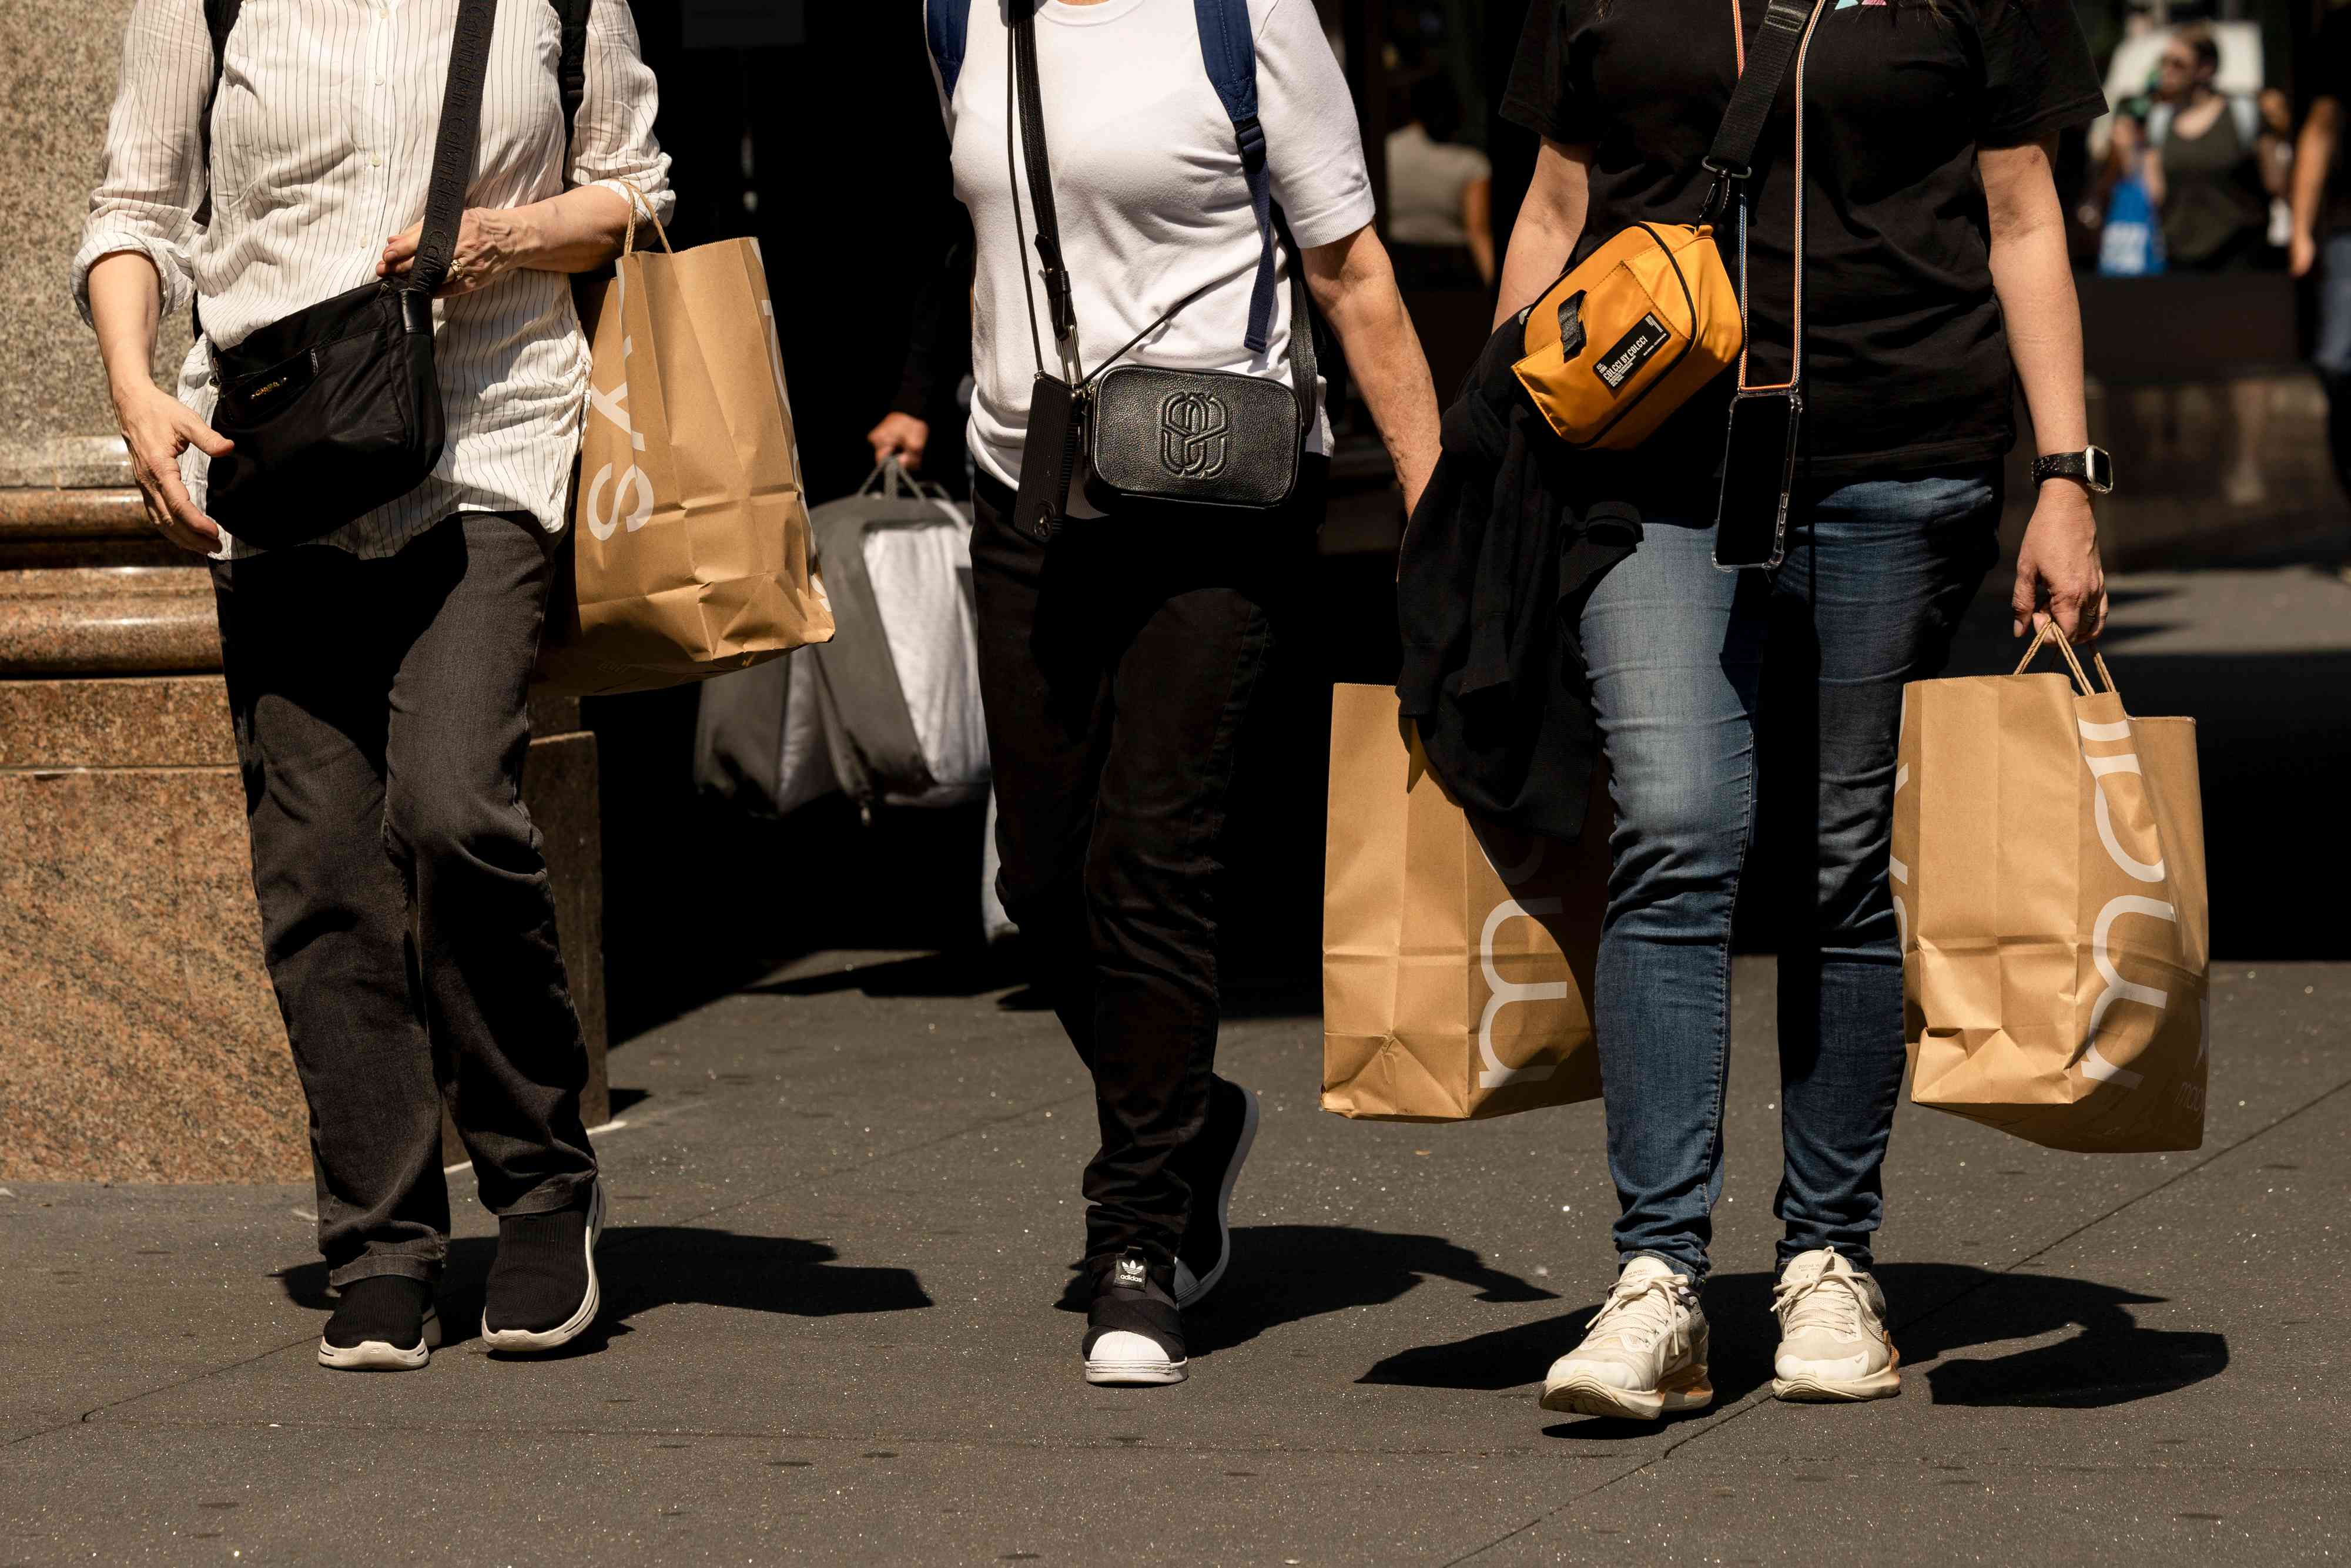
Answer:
[
  {"left": 1005, "top": 1, "right": 1316, "bottom": 419},
  {"left": 555, "top": 0, "right": 591, "bottom": 153},
  {"left": 1009, "top": 1, "right": 1077, "bottom": 357},
  {"left": 195, "top": 0, "right": 241, "bottom": 234},
  {"left": 409, "top": 0, "right": 499, "bottom": 303},
  {"left": 1700, "top": 0, "right": 1817, "bottom": 223},
  {"left": 190, "top": 0, "right": 242, "bottom": 336}
]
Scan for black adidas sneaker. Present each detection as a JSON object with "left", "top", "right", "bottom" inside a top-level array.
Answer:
[{"left": 1081, "top": 1250, "right": 1187, "bottom": 1386}]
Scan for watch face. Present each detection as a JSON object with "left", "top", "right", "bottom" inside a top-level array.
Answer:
[{"left": 2085, "top": 446, "right": 2114, "bottom": 493}]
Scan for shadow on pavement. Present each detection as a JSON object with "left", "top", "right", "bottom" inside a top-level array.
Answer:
[
  {"left": 1893, "top": 1264, "right": 2229, "bottom": 1409},
  {"left": 277, "top": 1227, "right": 933, "bottom": 1353},
  {"left": 746, "top": 946, "right": 1027, "bottom": 1001},
  {"left": 1047, "top": 1225, "right": 1558, "bottom": 1359},
  {"left": 742, "top": 947, "right": 1317, "bottom": 1020},
  {"left": 1362, "top": 1264, "right": 2225, "bottom": 1429}
]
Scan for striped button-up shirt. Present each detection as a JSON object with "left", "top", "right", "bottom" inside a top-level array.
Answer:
[{"left": 72, "top": 0, "right": 674, "bottom": 558}]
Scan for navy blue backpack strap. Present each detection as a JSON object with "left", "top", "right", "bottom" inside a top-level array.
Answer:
[
  {"left": 1194, "top": 0, "right": 1277, "bottom": 355},
  {"left": 925, "top": 0, "right": 971, "bottom": 99}
]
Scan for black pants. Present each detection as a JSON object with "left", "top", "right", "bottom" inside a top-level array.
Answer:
[
  {"left": 970, "top": 463, "right": 1323, "bottom": 1274},
  {"left": 212, "top": 512, "right": 596, "bottom": 1289}
]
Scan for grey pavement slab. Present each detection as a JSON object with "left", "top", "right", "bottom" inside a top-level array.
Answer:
[
  {"left": 4, "top": 957, "right": 2345, "bottom": 1564},
  {"left": 6, "top": 557, "right": 2347, "bottom": 1563}
]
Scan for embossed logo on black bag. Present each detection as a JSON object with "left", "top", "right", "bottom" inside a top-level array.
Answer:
[
  {"left": 1592, "top": 312, "right": 1671, "bottom": 394},
  {"left": 1158, "top": 390, "right": 1230, "bottom": 480}
]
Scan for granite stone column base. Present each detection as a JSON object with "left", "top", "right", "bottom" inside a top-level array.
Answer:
[{"left": 0, "top": 675, "right": 608, "bottom": 1183}]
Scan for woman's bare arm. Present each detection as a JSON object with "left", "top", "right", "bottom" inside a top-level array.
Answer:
[
  {"left": 1462, "top": 177, "right": 1496, "bottom": 287},
  {"left": 1982, "top": 137, "right": 2106, "bottom": 644},
  {"left": 379, "top": 184, "right": 637, "bottom": 297},
  {"left": 86, "top": 249, "right": 232, "bottom": 555},
  {"left": 2291, "top": 98, "right": 2340, "bottom": 277},
  {"left": 1493, "top": 138, "right": 1591, "bottom": 329},
  {"left": 1302, "top": 225, "right": 1443, "bottom": 515}
]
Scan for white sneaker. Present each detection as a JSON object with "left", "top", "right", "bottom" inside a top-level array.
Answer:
[
  {"left": 1771, "top": 1249, "right": 1901, "bottom": 1402},
  {"left": 1539, "top": 1256, "right": 1712, "bottom": 1420}
]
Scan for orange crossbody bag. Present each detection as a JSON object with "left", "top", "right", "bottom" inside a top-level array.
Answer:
[{"left": 1511, "top": 0, "right": 1830, "bottom": 453}]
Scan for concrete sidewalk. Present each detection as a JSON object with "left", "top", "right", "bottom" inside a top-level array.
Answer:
[
  {"left": 4, "top": 950, "right": 2342, "bottom": 1565},
  {"left": 5, "top": 565, "right": 2346, "bottom": 1566}
]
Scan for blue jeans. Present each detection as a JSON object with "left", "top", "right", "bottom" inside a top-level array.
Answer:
[{"left": 1577, "top": 466, "right": 1998, "bottom": 1283}]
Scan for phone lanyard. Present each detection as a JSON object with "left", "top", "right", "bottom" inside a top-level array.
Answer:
[{"left": 1723, "top": 0, "right": 1829, "bottom": 396}]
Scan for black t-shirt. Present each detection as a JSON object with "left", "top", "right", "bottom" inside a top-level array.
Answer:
[{"left": 1502, "top": 0, "right": 2106, "bottom": 483}]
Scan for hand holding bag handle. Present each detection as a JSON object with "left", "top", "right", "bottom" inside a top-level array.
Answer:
[{"left": 2014, "top": 618, "right": 2121, "bottom": 699}]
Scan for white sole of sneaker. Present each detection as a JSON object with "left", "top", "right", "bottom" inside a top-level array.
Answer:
[
  {"left": 1772, "top": 1361, "right": 1902, "bottom": 1403},
  {"left": 1083, "top": 1356, "right": 1188, "bottom": 1387},
  {"left": 480, "top": 1181, "right": 604, "bottom": 1355},
  {"left": 318, "top": 1306, "right": 441, "bottom": 1372},
  {"left": 1176, "top": 1085, "right": 1259, "bottom": 1311},
  {"left": 1539, "top": 1363, "right": 1713, "bottom": 1422}
]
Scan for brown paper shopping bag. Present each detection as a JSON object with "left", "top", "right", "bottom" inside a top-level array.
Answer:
[
  {"left": 1895, "top": 627, "right": 2209, "bottom": 1152},
  {"left": 1322, "top": 683, "right": 1609, "bottom": 1122},
  {"left": 537, "top": 200, "right": 833, "bottom": 696}
]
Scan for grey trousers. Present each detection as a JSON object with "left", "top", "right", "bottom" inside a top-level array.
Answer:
[{"left": 212, "top": 511, "right": 596, "bottom": 1289}]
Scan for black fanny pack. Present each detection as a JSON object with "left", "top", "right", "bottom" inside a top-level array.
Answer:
[
  {"left": 199, "top": 0, "right": 494, "bottom": 548},
  {"left": 1002, "top": 0, "right": 1315, "bottom": 541}
]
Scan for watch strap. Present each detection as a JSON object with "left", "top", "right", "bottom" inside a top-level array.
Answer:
[{"left": 2032, "top": 448, "right": 2109, "bottom": 491}]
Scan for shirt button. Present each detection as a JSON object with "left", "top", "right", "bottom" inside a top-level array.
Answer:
[{"left": 369, "top": 155, "right": 383, "bottom": 168}]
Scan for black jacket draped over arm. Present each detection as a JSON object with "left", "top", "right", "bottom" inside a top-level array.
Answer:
[{"left": 1395, "top": 316, "right": 1645, "bottom": 844}]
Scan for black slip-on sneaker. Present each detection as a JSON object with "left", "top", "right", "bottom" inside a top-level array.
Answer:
[
  {"left": 1173, "top": 1076, "right": 1258, "bottom": 1309},
  {"left": 481, "top": 1180, "right": 604, "bottom": 1353},
  {"left": 1082, "top": 1251, "right": 1187, "bottom": 1386},
  {"left": 319, "top": 1275, "right": 440, "bottom": 1372}
]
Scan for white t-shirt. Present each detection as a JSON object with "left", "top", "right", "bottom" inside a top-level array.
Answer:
[{"left": 930, "top": 0, "right": 1376, "bottom": 498}]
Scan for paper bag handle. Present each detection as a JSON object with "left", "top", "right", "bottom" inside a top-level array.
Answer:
[
  {"left": 615, "top": 180, "right": 675, "bottom": 260},
  {"left": 2012, "top": 621, "right": 2119, "bottom": 699}
]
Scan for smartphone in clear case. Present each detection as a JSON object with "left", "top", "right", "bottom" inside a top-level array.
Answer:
[{"left": 1714, "top": 388, "right": 1802, "bottom": 571}]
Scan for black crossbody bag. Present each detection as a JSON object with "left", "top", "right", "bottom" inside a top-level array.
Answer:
[
  {"left": 197, "top": 0, "right": 495, "bottom": 548},
  {"left": 1003, "top": 0, "right": 1316, "bottom": 542}
]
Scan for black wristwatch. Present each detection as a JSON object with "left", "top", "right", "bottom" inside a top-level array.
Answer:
[{"left": 2031, "top": 446, "right": 2113, "bottom": 495}]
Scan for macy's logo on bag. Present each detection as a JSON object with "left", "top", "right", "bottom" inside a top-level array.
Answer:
[
  {"left": 1896, "top": 709, "right": 2204, "bottom": 1098},
  {"left": 1476, "top": 835, "right": 1562, "bottom": 1090},
  {"left": 584, "top": 267, "right": 652, "bottom": 541},
  {"left": 2073, "top": 713, "right": 2199, "bottom": 1092}
]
